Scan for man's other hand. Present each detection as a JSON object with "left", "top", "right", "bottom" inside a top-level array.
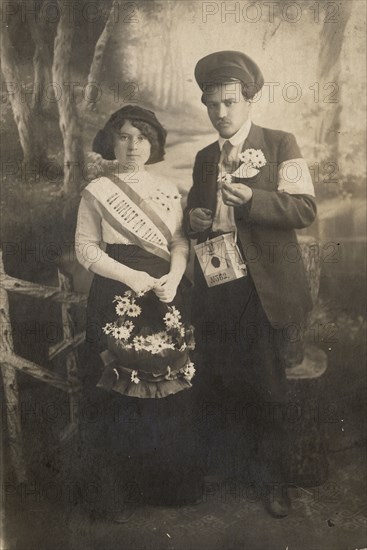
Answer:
[{"left": 189, "top": 208, "right": 213, "bottom": 232}]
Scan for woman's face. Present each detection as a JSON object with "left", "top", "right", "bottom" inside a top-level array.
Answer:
[{"left": 114, "top": 121, "right": 151, "bottom": 170}]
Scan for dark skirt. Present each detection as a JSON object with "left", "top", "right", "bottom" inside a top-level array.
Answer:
[{"left": 80, "top": 244, "right": 202, "bottom": 506}]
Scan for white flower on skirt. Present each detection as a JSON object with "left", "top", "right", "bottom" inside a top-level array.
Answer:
[
  {"left": 102, "top": 322, "right": 114, "bottom": 335},
  {"left": 155, "top": 331, "right": 174, "bottom": 345},
  {"left": 163, "top": 306, "right": 182, "bottom": 329},
  {"left": 131, "top": 370, "right": 140, "bottom": 384},
  {"left": 112, "top": 326, "right": 131, "bottom": 340},
  {"left": 133, "top": 335, "right": 146, "bottom": 351},
  {"left": 112, "top": 320, "right": 134, "bottom": 340},
  {"left": 115, "top": 302, "right": 128, "bottom": 316},
  {"left": 181, "top": 361, "right": 196, "bottom": 381},
  {"left": 145, "top": 334, "right": 171, "bottom": 354},
  {"left": 125, "top": 303, "right": 142, "bottom": 318}
]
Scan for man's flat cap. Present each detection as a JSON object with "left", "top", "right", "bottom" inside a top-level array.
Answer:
[{"left": 195, "top": 50, "right": 264, "bottom": 99}]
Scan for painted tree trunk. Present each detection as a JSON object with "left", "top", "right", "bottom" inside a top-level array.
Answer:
[
  {"left": 52, "top": 0, "right": 85, "bottom": 196},
  {"left": 28, "top": 15, "right": 53, "bottom": 112},
  {"left": 284, "top": 236, "right": 322, "bottom": 369},
  {"left": 315, "top": 1, "right": 353, "bottom": 162},
  {"left": 85, "top": 0, "right": 119, "bottom": 111},
  {"left": 0, "top": 25, "right": 35, "bottom": 163}
]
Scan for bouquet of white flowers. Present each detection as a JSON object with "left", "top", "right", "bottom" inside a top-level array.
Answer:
[
  {"left": 218, "top": 148, "right": 267, "bottom": 183},
  {"left": 97, "top": 290, "right": 196, "bottom": 398}
]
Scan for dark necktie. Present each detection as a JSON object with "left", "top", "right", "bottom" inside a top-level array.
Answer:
[{"left": 221, "top": 140, "right": 235, "bottom": 173}]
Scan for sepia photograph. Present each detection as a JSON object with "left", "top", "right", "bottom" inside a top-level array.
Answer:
[{"left": 0, "top": 0, "right": 366, "bottom": 548}]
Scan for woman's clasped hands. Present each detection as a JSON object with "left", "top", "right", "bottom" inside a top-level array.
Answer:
[
  {"left": 153, "top": 273, "right": 181, "bottom": 303},
  {"left": 127, "top": 270, "right": 180, "bottom": 303}
]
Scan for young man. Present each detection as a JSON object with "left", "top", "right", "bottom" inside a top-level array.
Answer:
[{"left": 185, "top": 51, "right": 317, "bottom": 518}]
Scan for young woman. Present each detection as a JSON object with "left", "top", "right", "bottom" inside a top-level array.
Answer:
[{"left": 75, "top": 105, "right": 202, "bottom": 521}]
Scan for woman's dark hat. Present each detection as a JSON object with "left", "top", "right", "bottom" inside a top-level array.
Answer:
[
  {"left": 195, "top": 50, "right": 264, "bottom": 100},
  {"left": 93, "top": 105, "right": 167, "bottom": 164}
]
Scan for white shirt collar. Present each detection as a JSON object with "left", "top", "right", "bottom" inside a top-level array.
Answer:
[{"left": 218, "top": 119, "right": 252, "bottom": 150}]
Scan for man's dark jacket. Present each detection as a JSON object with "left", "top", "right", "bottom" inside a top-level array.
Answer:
[{"left": 184, "top": 123, "right": 317, "bottom": 328}]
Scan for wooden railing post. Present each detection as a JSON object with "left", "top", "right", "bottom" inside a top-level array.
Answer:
[
  {"left": 0, "top": 252, "right": 27, "bottom": 483},
  {"left": 58, "top": 270, "right": 81, "bottom": 442}
]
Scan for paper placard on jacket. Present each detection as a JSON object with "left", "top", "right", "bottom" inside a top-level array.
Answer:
[{"left": 194, "top": 233, "right": 247, "bottom": 287}]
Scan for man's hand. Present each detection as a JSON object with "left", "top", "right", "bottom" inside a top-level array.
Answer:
[
  {"left": 221, "top": 182, "right": 253, "bottom": 207},
  {"left": 189, "top": 208, "right": 213, "bottom": 232},
  {"left": 153, "top": 273, "right": 181, "bottom": 303}
]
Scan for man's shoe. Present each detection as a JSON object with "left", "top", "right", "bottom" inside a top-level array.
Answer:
[
  {"left": 111, "top": 504, "right": 137, "bottom": 523},
  {"left": 263, "top": 484, "right": 291, "bottom": 518}
]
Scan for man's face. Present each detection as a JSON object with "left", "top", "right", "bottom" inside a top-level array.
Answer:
[{"left": 205, "top": 81, "right": 251, "bottom": 138}]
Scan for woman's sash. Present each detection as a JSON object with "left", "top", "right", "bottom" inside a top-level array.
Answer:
[{"left": 84, "top": 176, "right": 172, "bottom": 262}]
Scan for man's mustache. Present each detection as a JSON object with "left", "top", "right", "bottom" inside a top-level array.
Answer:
[{"left": 217, "top": 119, "right": 231, "bottom": 124}]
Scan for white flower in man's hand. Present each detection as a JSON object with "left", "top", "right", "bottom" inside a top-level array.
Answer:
[{"left": 217, "top": 172, "right": 233, "bottom": 185}]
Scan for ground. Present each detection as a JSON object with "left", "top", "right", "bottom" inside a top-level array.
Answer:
[{"left": 2, "top": 423, "right": 367, "bottom": 550}]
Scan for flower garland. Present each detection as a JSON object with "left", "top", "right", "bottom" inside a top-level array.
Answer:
[{"left": 103, "top": 290, "right": 196, "bottom": 385}]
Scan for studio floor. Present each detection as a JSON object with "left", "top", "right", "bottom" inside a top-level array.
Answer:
[
  {"left": 3, "top": 447, "right": 367, "bottom": 550},
  {"left": 2, "top": 382, "right": 367, "bottom": 550}
]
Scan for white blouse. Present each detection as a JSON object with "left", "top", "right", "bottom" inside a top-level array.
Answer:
[{"left": 75, "top": 171, "right": 189, "bottom": 272}]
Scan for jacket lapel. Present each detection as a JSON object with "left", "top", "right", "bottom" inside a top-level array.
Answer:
[
  {"left": 242, "top": 123, "right": 265, "bottom": 152},
  {"left": 237, "top": 123, "right": 267, "bottom": 185}
]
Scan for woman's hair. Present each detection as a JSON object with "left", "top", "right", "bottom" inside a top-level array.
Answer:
[{"left": 92, "top": 105, "right": 166, "bottom": 164}]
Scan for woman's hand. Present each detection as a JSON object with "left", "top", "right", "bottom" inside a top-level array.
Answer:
[
  {"left": 153, "top": 273, "right": 181, "bottom": 303},
  {"left": 125, "top": 271, "right": 158, "bottom": 295}
]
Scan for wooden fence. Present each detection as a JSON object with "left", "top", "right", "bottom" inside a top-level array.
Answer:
[{"left": 0, "top": 250, "right": 87, "bottom": 483}]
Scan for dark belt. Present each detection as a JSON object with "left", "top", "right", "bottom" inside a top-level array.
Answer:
[
  {"left": 208, "top": 230, "right": 245, "bottom": 254},
  {"left": 208, "top": 230, "right": 232, "bottom": 239}
]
